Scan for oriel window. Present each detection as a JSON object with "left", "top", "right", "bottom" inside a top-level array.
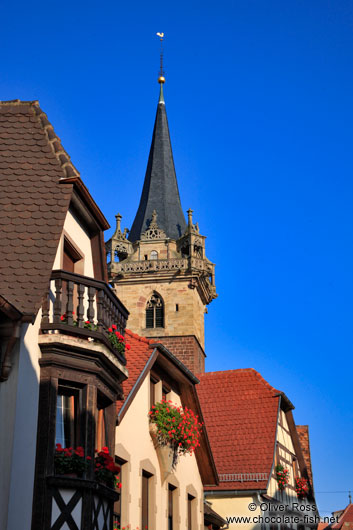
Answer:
[{"left": 146, "top": 293, "right": 164, "bottom": 328}]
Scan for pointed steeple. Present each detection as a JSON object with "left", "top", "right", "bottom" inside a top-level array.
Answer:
[{"left": 128, "top": 79, "right": 186, "bottom": 242}]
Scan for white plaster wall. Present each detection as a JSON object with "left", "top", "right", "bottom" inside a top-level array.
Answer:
[
  {"left": 206, "top": 411, "right": 315, "bottom": 530},
  {"left": 3, "top": 313, "right": 42, "bottom": 530},
  {"left": 53, "top": 209, "right": 94, "bottom": 276},
  {"left": 205, "top": 494, "right": 262, "bottom": 530},
  {"left": 116, "top": 378, "right": 204, "bottom": 529}
]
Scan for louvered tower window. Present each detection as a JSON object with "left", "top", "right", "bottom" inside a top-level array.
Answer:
[{"left": 146, "top": 293, "right": 164, "bottom": 328}]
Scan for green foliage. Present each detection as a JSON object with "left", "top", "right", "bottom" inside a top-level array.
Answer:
[
  {"left": 54, "top": 444, "right": 91, "bottom": 476},
  {"left": 148, "top": 399, "right": 202, "bottom": 468}
]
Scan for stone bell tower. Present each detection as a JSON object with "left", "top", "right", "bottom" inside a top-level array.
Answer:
[{"left": 106, "top": 76, "right": 217, "bottom": 374}]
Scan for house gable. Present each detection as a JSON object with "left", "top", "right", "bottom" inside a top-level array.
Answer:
[
  {"left": 116, "top": 329, "right": 218, "bottom": 486},
  {"left": 0, "top": 100, "right": 110, "bottom": 321}
]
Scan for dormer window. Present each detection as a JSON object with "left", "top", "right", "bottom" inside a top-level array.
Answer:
[
  {"left": 146, "top": 292, "right": 164, "bottom": 328},
  {"left": 150, "top": 250, "right": 158, "bottom": 260}
]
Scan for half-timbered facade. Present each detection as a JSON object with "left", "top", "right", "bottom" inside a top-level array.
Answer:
[{"left": 196, "top": 369, "right": 318, "bottom": 530}]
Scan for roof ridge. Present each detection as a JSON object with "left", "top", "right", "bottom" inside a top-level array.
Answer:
[
  {"left": 0, "top": 99, "right": 39, "bottom": 105},
  {"left": 125, "top": 328, "right": 155, "bottom": 345},
  {"left": 31, "top": 103, "right": 80, "bottom": 180},
  {"left": 199, "top": 368, "right": 280, "bottom": 395}
]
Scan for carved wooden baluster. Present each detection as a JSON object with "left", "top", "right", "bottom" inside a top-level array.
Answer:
[
  {"left": 66, "top": 281, "right": 74, "bottom": 326},
  {"left": 111, "top": 299, "right": 117, "bottom": 331},
  {"left": 109, "top": 298, "right": 114, "bottom": 329},
  {"left": 96, "top": 290, "right": 104, "bottom": 333},
  {"left": 87, "top": 286, "right": 95, "bottom": 324},
  {"left": 41, "top": 288, "right": 49, "bottom": 325},
  {"left": 118, "top": 306, "right": 123, "bottom": 334},
  {"left": 102, "top": 292, "right": 109, "bottom": 330},
  {"left": 77, "top": 283, "right": 85, "bottom": 328},
  {"left": 53, "top": 278, "right": 62, "bottom": 324}
]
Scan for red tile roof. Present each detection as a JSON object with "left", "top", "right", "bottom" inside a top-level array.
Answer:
[
  {"left": 318, "top": 523, "right": 330, "bottom": 530},
  {"left": 116, "top": 329, "right": 155, "bottom": 415},
  {"left": 196, "top": 368, "right": 280, "bottom": 491},
  {"left": 296, "top": 425, "right": 314, "bottom": 487},
  {"left": 331, "top": 504, "right": 353, "bottom": 530}
]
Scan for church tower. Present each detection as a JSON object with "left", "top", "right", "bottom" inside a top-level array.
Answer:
[{"left": 106, "top": 75, "right": 217, "bottom": 373}]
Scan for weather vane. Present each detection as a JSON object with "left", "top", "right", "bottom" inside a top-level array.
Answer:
[{"left": 156, "top": 32, "right": 165, "bottom": 83}]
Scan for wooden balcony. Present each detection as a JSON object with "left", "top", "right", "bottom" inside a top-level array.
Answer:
[{"left": 41, "top": 269, "right": 129, "bottom": 365}]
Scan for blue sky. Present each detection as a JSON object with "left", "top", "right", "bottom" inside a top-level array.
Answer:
[{"left": 1, "top": 0, "right": 352, "bottom": 516}]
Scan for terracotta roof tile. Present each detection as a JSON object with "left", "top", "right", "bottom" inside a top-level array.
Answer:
[
  {"left": 196, "top": 368, "right": 280, "bottom": 491},
  {"left": 116, "top": 329, "right": 155, "bottom": 415},
  {"left": 296, "top": 425, "right": 314, "bottom": 487},
  {"left": 331, "top": 504, "right": 353, "bottom": 530},
  {"left": 0, "top": 100, "right": 75, "bottom": 316}
]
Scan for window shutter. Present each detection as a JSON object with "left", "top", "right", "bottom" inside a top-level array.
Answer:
[
  {"left": 155, "top": 305, "right": 164, "bottom": 327},
  {"left": 146, "top": 307, "right": 154, "bottom": 328}
]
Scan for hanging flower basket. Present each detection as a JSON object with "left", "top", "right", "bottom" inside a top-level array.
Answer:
[
  {"left": 275, "top": 464, "right": 290, "bottom": 491},
  {"left": 148, "top": 399, "right": 202, "bottom": 473},
  {"left": 295, "top": 477, "right": 309, "bottom": 498},
  {"left": 149, "top": 423, "right": 174, "bottom": 481}
]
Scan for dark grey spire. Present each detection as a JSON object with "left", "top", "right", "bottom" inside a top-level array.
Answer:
[{"left": 128, "top": 84, "right": 186, "bottom": 242}]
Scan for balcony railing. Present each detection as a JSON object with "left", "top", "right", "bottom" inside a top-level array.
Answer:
[
  {"left": 110, "top": 256, "right": 213, "bottom": 275},
  {"left": 41, "top": 270, "right": 129, "bottom": 365}
]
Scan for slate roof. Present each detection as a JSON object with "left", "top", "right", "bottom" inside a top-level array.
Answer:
[
  {"left": 128, "top": 87, "right": 186, "bottom": 242},
  {"left": 196, "top": 368, "right": 280, "bottom": 491},
  {"left": 0, "top": 100, "right": 76, "bottom": 317}
]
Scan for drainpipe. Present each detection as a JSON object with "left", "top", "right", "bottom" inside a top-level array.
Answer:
[{"left": 0, "top": 320, "right": 21, "bottom": 382}]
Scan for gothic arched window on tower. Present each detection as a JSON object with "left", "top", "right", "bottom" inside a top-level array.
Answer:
[
  {"left": 146, "top": 293, "right": 164, "bottom": 328},
  {"left": 150, "top": 250, "right": 158, "bottom": 260}
]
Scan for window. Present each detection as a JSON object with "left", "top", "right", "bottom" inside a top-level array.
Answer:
[
  {"left": 168, "top": 484, "right": 176, "bottom": 530},
  {"left": 175, "top": 304, "right": 179, "bottom": 312},
  {"left": 162, "top": 386, "right": 169, "bottom": 402},
  {"left": 55, "top": 387, "right": 79, "bottom": 448},
  {"left": 150, "top": 250, "right": 158, "bottom": 260},
  {"left": 63, "top": 237, "right": 83, "bottom": 274},
  {"left": 142, "top": 470, "right": 152, "bottom": 529},
  {"left": 150, "top": 377, "right": 158, "bottom": 408},
  {"left": 187, "top": 494, "right": 195, "bottom": 530},
  {"left": 292, "top": 456, "right": 298, "bottom": 479},
  {"left": 146, "top": 293, "right": 164, "bottom": 328},
  {"left": 96, "top": 393, "right": 110, "bottom": 451}
]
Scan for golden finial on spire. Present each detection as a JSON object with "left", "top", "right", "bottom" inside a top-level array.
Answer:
[{"left": 156, "top": 32, "right": 165, "bottom": 84}]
